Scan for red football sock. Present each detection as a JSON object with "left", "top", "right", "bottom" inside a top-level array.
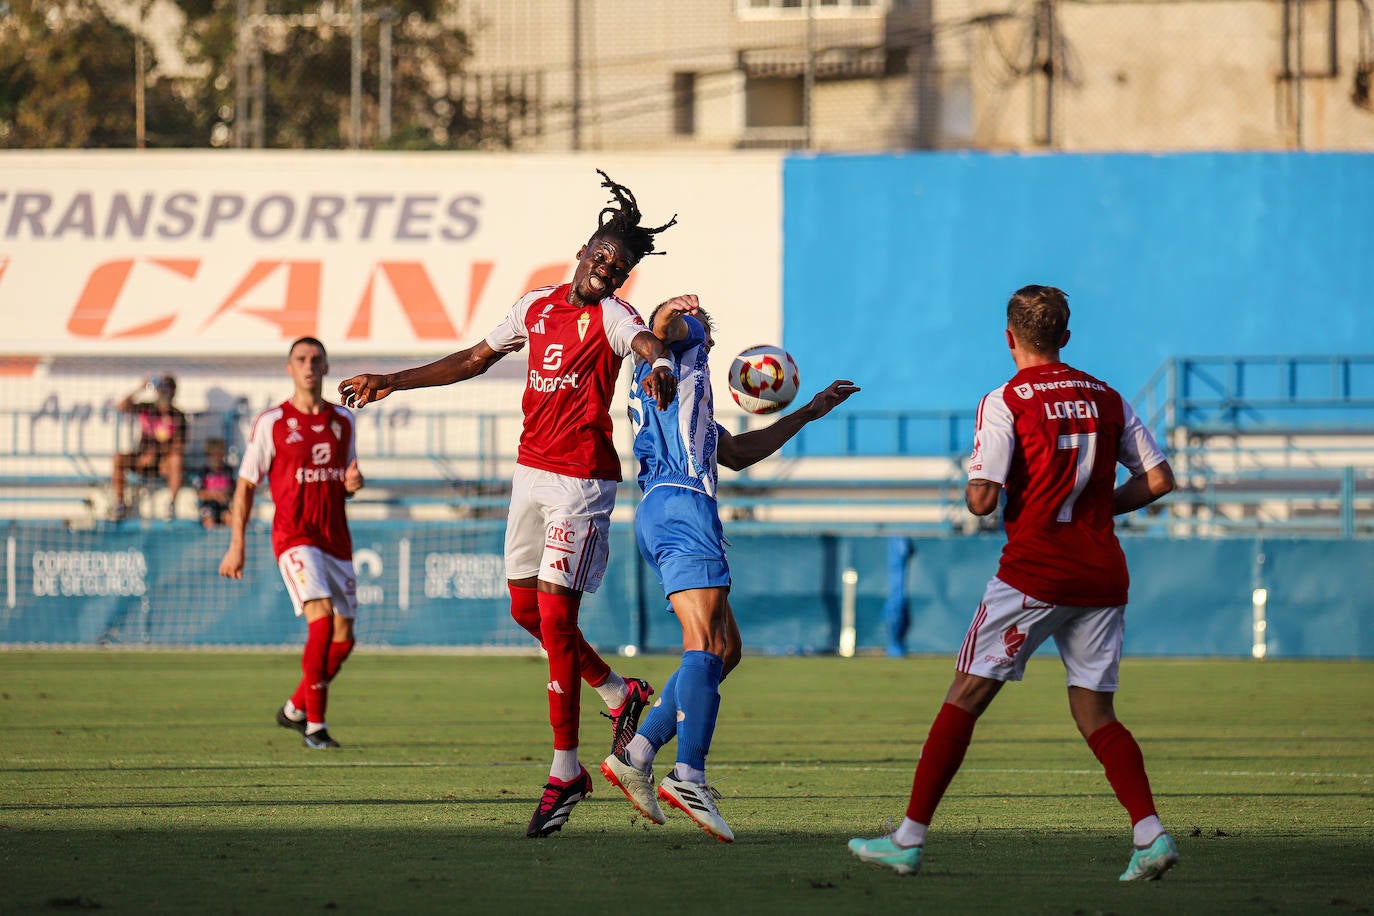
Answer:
[
  {"left": 538, "top": 591, "right": 582, "bottom": 751},
  {"left": 1088, "top": 720, "right": 1158, "bottom": 824},
  {"left": 300, "top": 616, "right": 333, "bottom": 724},
  {"left": 905, "top": 703, "right": 978, "bottom": 825},
  {"left": 327, "top": 638, "right": 355, "bottom": 679},
  {"left": 509, "top": 584, "right": 610, "bottom": 687}
]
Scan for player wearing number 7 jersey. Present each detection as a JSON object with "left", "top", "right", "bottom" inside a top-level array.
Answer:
[{"left": 849, "top": 285, "right": 1181, "bottom": 881}]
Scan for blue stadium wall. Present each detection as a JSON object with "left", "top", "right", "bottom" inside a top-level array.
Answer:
[
  {"left": 2, "top": 522, "right": 1370, "bottom": 658},
  {"left": 783, "top": 152, "right": 1374, "bottom": 414}
]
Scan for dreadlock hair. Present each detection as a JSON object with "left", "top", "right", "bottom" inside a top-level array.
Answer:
[
  {"left": 590, "top": 169, "right": 678, "bottom": 263},
  {"left": 1006, "top": 285, "right": 1070, "bottom": 354}
]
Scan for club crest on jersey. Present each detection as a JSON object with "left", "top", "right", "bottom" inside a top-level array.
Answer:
[
  {"left": 284, "top": 416, "right": 304, "bottom": 444},
  {"left": 1014, "top": 383, "right": 1034, "bottom": 399},
  {"left": 577, "top": 311, "right": 590, "bottom": 341},
  {"left": 1002, "top": 624, "right": 1027, "bottom": 658}
]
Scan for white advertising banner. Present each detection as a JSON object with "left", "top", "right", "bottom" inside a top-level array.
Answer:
[{"left": 0, "top": 151, "right": 783, "bottom": 360}]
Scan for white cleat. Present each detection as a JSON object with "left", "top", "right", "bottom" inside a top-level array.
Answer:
[
  {"left": 600, "top": 753, "right": 666, "bottom": 825},
  {"left": 658, "top": 771, "right": 734, "bottom": 843}
]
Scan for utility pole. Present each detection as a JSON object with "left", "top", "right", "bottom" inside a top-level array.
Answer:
[
  {"left": 234, "top": 0, "right": 249, "bottom": 147},
  {"left": 803, "top": 0, "right": 815, "bottom": 150},
  {"left": 379, "top": 8, "right": 395, "bottom": 143},
  {"left": 571, "top": 0, "right": 582, "bottom": 151},
  {"left": 350, "top": 0, "right": 363, "bottom": 148},
  {"left": 134, "top": 6, "right": 147, "bottom": 149}
]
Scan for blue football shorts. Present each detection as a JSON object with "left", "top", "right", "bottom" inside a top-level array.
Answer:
[{"left": 634, "top": 484, "right": 731, "bottom": 597}]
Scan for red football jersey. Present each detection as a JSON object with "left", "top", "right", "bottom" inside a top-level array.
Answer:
[
  {"left": 485, "top": 283, "right": 647, "bottom": 481},
  {"left": 238, "top": 401, "right": 357, "bottom": 561},
  {"left": 968, "top": 362, "right": 1166, "bottom": 606}
]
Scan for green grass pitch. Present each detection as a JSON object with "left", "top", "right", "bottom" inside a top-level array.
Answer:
[{"left": 2, "top": 651, "right": 1371, "bottom": 914}]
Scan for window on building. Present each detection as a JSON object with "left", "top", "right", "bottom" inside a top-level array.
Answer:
[
  {"left": 672, "top": 72, "right": 696, "bottom": 136},
  {"left": 738, "top": 0, "right": 882, "bottom": 14},
  {"left": 744, "top": 75, "right": 804, "bottom": 129}
]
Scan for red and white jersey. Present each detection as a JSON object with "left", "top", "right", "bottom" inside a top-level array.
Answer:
[
  {"left": 968, "top": 362, "right": 1166, "bottom": 607},
  {"left": 485, "top": 283, "right": 647, "bottom": 481},
  {"left": 238, "top": 400, "right": 357, "bottom": 561}
]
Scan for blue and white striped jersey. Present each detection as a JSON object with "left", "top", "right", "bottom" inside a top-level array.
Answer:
[{"left": 630, "top": 314, "right": 722, "bottom": 498}]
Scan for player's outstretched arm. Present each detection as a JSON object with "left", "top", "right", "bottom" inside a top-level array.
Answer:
[
  {"left": 718, "top": 379, "right": 860, "bottom": 471},
  {"left": 339, "top": 341, "right": 506, "bottom": 408},
  {"left": 650, "top": 294, "right": 700, "bottom": 344},
  {"left": 218, "top": 478, "right": 256, "bottom": 579}
]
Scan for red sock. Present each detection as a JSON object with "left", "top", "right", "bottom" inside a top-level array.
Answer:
[
  {"left": 1088, "top": 720, "right": 1158, "bottom": 824},
  {"left": 293, "top": 637, "right": 354, "bottom": 711},
  {"left": 906, "top": 703, "right": 978, "bottom": 825},
  {"left": 327, "top": 638, "right": 355, "bottom": 679},
  {"left": 538, "top": 591, "right": 582, "bottom": 751},
  {"left": 509, "top": 584, "right": 611, "bottom": 687},
  {"left": 300, "top": 616, "right": 333, "bottom": 724}
]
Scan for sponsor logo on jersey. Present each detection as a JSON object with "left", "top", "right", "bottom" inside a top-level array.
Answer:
[
  {"left": 295, "top": 466, "right": 347, "bottom": 484},
  {"left": 1028, "top": 379, "right": 1107, "bottom": 393},
  {"left": 546, "top": 523, "right": 577, "bottom": 547},
  {"left": 531, "top": 304, "right": 555, "bottom": 335},
  {"left": 1014, "top": 383, "right": 1034, "bottom": 399},
  {"left": 542, "top": 343, "right": 564, "bottom": 371},
  {"left": 311, "top": 442, "right": 332, "bottom": 465},
  {"left": 528, "top": 369, "right": 581, "bottom": 393},
  {"left": 577, "top": 311, "right": 590, "bottom": 341}
]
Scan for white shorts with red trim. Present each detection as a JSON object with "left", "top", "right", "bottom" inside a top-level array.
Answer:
[
  {"left": 505, "top": 465, "right": 615, "bottom": 594},
  {"left": 276, "top": 545, "right": 358, "bottom": 618},
  {"left": 955, "top": 576, "right": 1123, "bottom": 691}
]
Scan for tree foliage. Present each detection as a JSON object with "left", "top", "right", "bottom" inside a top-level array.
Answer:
[{"left": 0, "top": 0, "right": 526, "bottom": 149}]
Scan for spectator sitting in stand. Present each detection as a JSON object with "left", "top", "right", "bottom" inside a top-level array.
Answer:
[
  {"left": 195, "top": 436, "right": 235, "bottom": 529},
  {"left": 111, "top": 374, "right": 187, "bottom": 521}
]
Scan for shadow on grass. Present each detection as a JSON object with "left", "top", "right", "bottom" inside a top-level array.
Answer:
[{"left": 3, "top": 825, "right": 1371, "bottom": 915}]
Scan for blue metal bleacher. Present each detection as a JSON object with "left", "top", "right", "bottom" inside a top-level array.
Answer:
[{"left": 1, "top": 355, "right": 1371, "bottom": 537}]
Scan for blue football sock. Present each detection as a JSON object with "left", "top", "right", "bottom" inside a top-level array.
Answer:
[
  {"left": 636, "top": 669, "right": 679, "bottom": 752},
  {"left": 675, "top": 650, "right": 723, "bottom": 773}
]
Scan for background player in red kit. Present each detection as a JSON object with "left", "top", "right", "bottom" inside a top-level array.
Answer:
[
  {"left": 338, "top": 170, "right": 681, "bottom": 837},
  {"left": 849, "top": 285, "right": 1180, "bottom": 880},
  {"left": 219, "top": 337, "right": 364, "bottom": 750}
]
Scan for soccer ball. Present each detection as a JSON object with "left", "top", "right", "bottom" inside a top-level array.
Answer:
[{"left": 728, "top": 345, "right": 799, "bottom": 415}]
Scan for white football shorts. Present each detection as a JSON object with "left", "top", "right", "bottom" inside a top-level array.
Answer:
[
  {"left": 277, "top": 544, "right": 358, "bottom": 618},
  {"left": 955, "top": 576, "right": 1123, "bottom": 691},
  {"left": 505, "top": 465, "right": 615, "bottom": 593}
]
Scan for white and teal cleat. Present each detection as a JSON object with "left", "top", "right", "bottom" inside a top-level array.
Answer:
[
  {"left": 1119, "top": 832, "right": 1180, "bottom": 881},
  {"left": 847, "top": 835, "right": 923, "bottom": 876}
]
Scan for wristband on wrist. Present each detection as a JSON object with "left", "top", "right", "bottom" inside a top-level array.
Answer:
[{"left": 652, "top": 357, "right": 675, "bottom": 375}]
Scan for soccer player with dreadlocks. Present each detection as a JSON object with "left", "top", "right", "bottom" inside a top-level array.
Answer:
[{"left": 339, "top": 170, "right": 683, "bottom": 838}]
